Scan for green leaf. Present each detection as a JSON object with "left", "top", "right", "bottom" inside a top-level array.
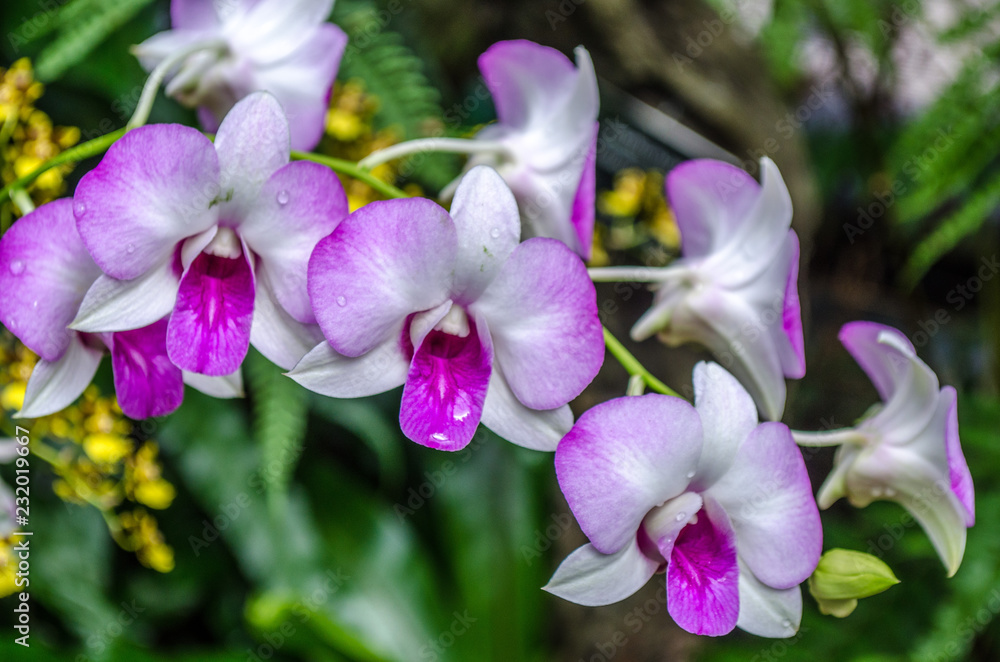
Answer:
[{"left": 34, "top": 0, "right": 156, "bottom": 82}]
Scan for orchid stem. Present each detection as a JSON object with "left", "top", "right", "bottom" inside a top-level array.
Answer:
[
  {"left": 0, "top": 128, "right": 127, "bottom": 209},
  {"left": 588, "top": 266, "right": 669, "bottom": 283},
  {"left": 603, "top": 326, "right": 679, "bottom": 397},
  {"left": 792, "top": 429, "right": 867, "bottom": 447},
  {"left": 127, "top": 39, "right": 227, "bottom": 130},
  {"left": 358, "top": 137, "right": 509, "bottom": 170},
  {"left": 9, "top": 188, "right": 34, "bottom": 215},
  {"left": 292, "top": 151, "right": 410, "bottom": 200}
]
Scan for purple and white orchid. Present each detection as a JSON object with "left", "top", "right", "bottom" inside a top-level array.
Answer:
[
  {"left": 546, "top": 362, "right": 822, "bottom": 638},
  {"left": 0, "top": 200, "right": 186, "bottom": 419},
  {"left": 134, "top": 0, "right": 346, "bottom": 151},
  {"left": 794, "top": 322, "right": 975, "bottom": 577},
  {"left": 290, "top": 165, "right": 604, "bottom": 451},
  {"left": 469, "top": 40, "right": 598, "bottom": 259},
  {"left": 360, "top": 40, "right": 599, "bottom": 259},
  {"left": 71, "top": 92, "right": 346, "bottom": 378},
  {"left": 589, "top": 157, "right": 805, "bottom": 421}
]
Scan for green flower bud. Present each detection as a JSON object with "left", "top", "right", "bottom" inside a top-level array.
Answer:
[{"left": 808, "top": 549, "right": 900, "bottom": 618}]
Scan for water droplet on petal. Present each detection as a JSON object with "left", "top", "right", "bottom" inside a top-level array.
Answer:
[
  {"left": 685, "top": 470, "right": 696, "bottom": 479},
  {"left": 126, "top": 243, "right": 135, "bottom": 254},
  {"left": 9, "top": 260, "right": 24, "bottom": 275},
  {"left": 872, "top": 487, "right": 883, "bottom": 498},
  {"left": 336, "top": 295, "right": 346, "bottom": 307},
  {"left": 782, "top": 619, "right": 792, "bottom": 629},
  {"left": 31, "top": 300, "right": 38, "bottom": 308},
  {"left": 276, "top": 190, "right": 290, "bottom": 206},
  {"left": 7, "top": 317, "right": 16, "bottom": 330},
  {"left": 675, "top": 512, "right": 686, "bottom": 522},
  {"left": 74, "top": 201, "right": 86, "bottom": 216},
  {"left": 884, "top": 487, "right": 896, "bottom": 497},
  {"left": 489, "top": 227, "right": 500, "bottom": 239}
]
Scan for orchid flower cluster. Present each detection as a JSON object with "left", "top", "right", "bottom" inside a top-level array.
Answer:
[{"left": 0, "top": 0, "right": 975, "bottom": 641}]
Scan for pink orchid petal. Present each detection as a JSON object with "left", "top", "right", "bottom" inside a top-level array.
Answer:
[
  {"left": 308, "top": 198, "right": 456, "bottom": 357},
  {"left": 250, "top": 275, "right": 326, "bottom": 371},
  {"left": 666, "top": 159, "right": 760, "bottom": 260},
  {"left": 252, "top": 23, "right": 346, "bottom": 151},
  {"left": 17, "top": 333, "right": 103, "bottom": 419},
  {"left": 667, "top": 498, "right": 740, "bottom": 637},
  {"left": 400, "top": 308, "right": 493, "bottom": 451},
  {"left": 838, "top": 321, "right": 923, "bottom": 404},
  {"left": 569, "top": 123, "right": 598, "bottom": 259},
  {"left": 171, "top": 0, "right": 221, "bottom": 29},
  {"left": 942, "top": 386, "right": 975, "bottom": 525},
  {"left": 479, "top": 361, "right": 573, "bottom": 452},
  {"left": 449, "top": 166, "right": 521, "bottom": 304},
  {"left": 0, "top": 199, "right": 101, "bottom": 360},
  {"left": 240, "top": 160, "right": 348, "bottom": 323},
  {"left": 704, "top": 422, "right": 821, "bottom": 589},
  {"left": 478, "top": 40, "right": 579, "bottom": 132},
  {"left": 777, "top": 230, "right": 806, "bottom": 378},
  {"left": 473, "top": 238, "right": 603, "bottom": 410},
  {"left": 735, "top": 559, "right": 802, "bottom": 638},
  {"left": 690, "top": 362, "right": 759, "bottom": 490},
  {"left": 555, "top": 394, "right": 703, "bottom": 555},
  {"left": 214, "top": 92, "right": 290, "bottom": 218},
  {"left": 110, "top": 320, "right": 184, "bottom": 419},
  {"left": 167, "top": 247, "right": 255, "bottom": 376},
  {"left": 74, "top": 125, "right": 219, "bottom": 280},
  {"left": 288, "top": 338, "right": 410, "bottom": 399},
  {"left": 544, "top": 540, "right": 659, "bottom": 607}
]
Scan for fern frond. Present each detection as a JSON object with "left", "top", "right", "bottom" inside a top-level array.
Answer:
[
  {"left": 245, "top": 351, "right": 309, "bottom": 509},
  {"left": 902, "top": 167, "right": 1000, "bottom": 287}
]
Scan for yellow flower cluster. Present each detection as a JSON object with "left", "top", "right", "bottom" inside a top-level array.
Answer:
[
  {"left": 0, "top": 59, "right": 79, "bottom": 220},
  {"left": 322, "top": 79, "right": 422, "bottom": 210},
  {"left": 591, "top": 168, "right": 680, "bottom": 266},
  {"left": 0, "top": 332, "right": 175, "bottom": 576}
]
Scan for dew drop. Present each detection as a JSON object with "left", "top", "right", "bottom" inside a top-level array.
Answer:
[
  {"left": 126, "top": 243, "right": 135, "bottom": 254},
  {"left": 9, "top": 260, "right": 24, "bottom": 275},
  {"left": 489, "top": 227, "right": 500, "bottom": 239},
  {"left": 685, "top": 470, "right": 696, "bottom": 479},
  {"left": 871, "top": 487, "right": 884, "bottom": 498},
  {"left": 782, "top": 619, "right": 792, "bottom": 629},
  {"left": 336, "top": 295, "right": 346, "bottom": 307},
  {"left": 276, "top": 190, "right": 290, "bottom": 206},
  {"left": 74, "top": 201, "right": 86, "bottom": 216},
  {"left": 31, "top": 300, "right": 38, "bottom": 308},
  {"left": 675, "top": 512, "right": 686, "bottom": 522},
  {"left": 884, "top": 487, "right": 897, "bottom": 497},
  {"left": 7, "top": 317, "right": 16, "bottom": 330}
]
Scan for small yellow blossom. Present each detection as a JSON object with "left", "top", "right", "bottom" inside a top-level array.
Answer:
[
  {"left": 0, "top": 59, "right": 79, "bottom": 220},
  {"left": 83, "top": 432, "right": 132, "bottom": 465}
]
